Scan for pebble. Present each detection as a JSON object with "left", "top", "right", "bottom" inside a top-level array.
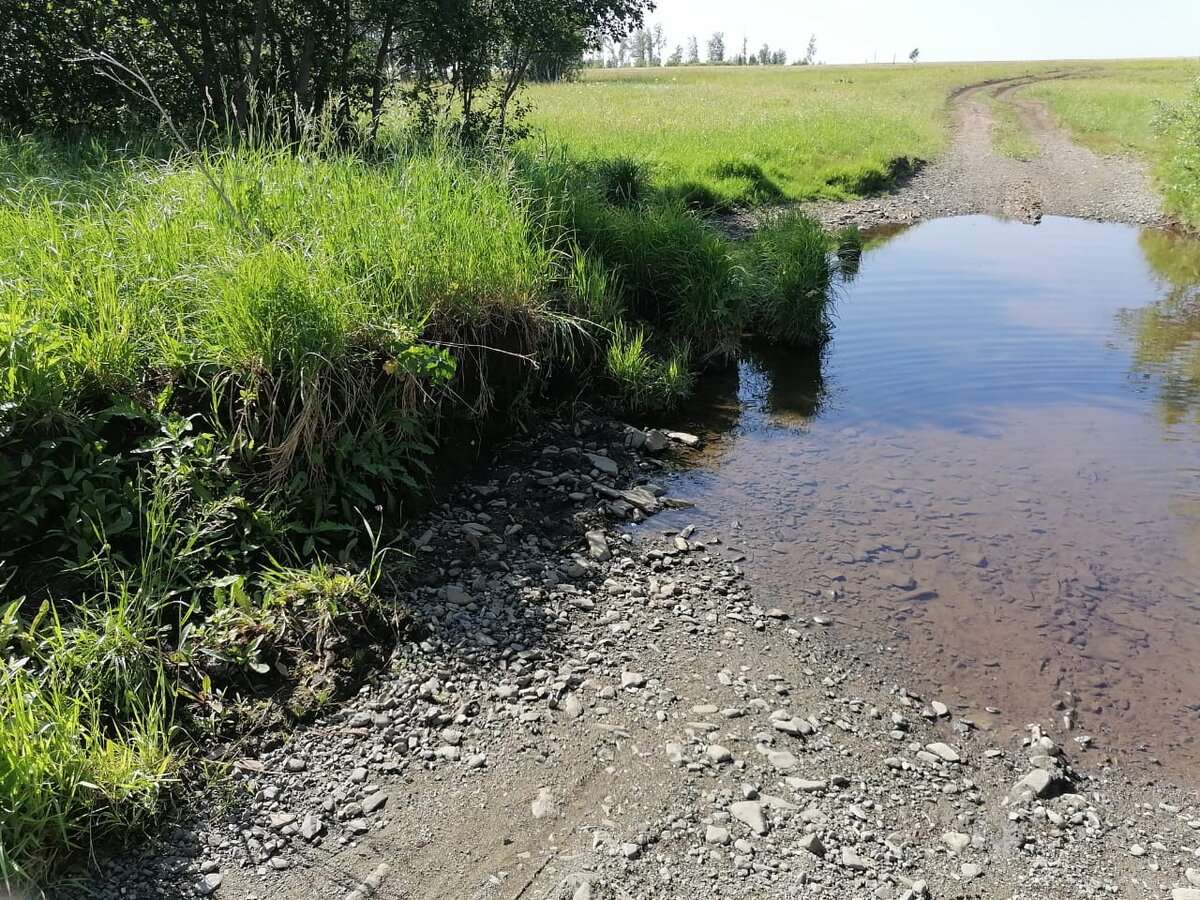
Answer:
[
  {"left": 729, "top": 801, "right": 769, "bottom": 836},
  {"left": 841, "top": 847, "right": 870, "bottom": 871},
  {"left": 943, "top": 832, "right": 971, "bottom": 855},
  {"left": 706, "top": 825, "right": 732, "bottom": 846},
  {"left": 798, "top": 832, "right": 825, "bottom": 858},
  {"left": 362, "top": 792, "right": 388, "bottom": 814},
  {"left": 195, "top": 873, "right": 222, "bottom": 896},
  {"left": 620, "top": 671, "right": 646, "bottom": 689},
  {"left": 926, "top": 742, "right": 961, "bottom": 763},
  {"left": 299, "top": 813, "right": 324, "bottom": 842}
]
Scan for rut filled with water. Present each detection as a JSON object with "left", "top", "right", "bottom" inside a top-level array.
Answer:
[{"left": 663, "top": 214, "right": 1200, "bottom": 772}]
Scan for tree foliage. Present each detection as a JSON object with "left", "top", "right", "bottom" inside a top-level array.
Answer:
[{"left": 0, "top": 0, "right": 652, "bottom": 140}]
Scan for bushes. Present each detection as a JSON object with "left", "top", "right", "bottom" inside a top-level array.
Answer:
[{"left": 1159, "top": 77, "right": 1200, "bottom": 227}]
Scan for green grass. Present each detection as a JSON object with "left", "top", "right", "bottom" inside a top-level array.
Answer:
[
  {"left": 1023, "top": 59, "right": 1195, "bottom": 156},
  {"left": 526, "top": 62, "right": 1062, "bottom": 207},
  {"left": 981, "top": 91, "right": 1042, "bottom": 161}
]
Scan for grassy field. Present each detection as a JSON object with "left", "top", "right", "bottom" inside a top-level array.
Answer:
[
  {"left": 1024, "top": 59, "right": 1195, "bottom": 156},
  {"left": 526, "top": 62, "right": 1056, "bottom": 207}
]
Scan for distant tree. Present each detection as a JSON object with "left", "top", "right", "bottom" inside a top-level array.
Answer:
[
  {"left": 739, "top": 35, "right": 749, "bottom": 65},
  {"left": 757, "top": 43, "right": 771, "bottom": 65},
  {"left": 805, "top": 34, "right": 818, "bottom": 65},
  {"left": 652, "top": 23, "right": 666, "bottom": 65},
  {"left": 629, "top": 28, "right": 651, "bottom": 66},
  {"left": 686, "top": 36, "right": 700, "bottom": 64},
  {"left": 707, "top": 32, "right": 725, "bottom": 63},
  {"left": 909, "top": 47, "right": 920, "bottom": 63},
  {"left": 667, "top": 44, "right": 683, "bottom": 66},
  {"left": 772, "top": 49, "right": 788, "bottom": 65}
]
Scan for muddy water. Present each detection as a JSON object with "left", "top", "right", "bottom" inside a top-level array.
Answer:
[{"left": 660, "top": 215, "right": 1200, "bottom": 773}]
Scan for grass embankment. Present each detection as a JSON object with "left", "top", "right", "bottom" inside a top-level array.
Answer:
[
  {"left": 0, "top": 132, "right": 843, "bottom": 889},
  {"left": 526, "top": 62, "right": 1057, "bottom": 208}
]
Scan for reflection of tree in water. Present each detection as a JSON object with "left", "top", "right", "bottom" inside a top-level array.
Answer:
[
  {"left": 741, "top": 340, "right": 827, "bottom": 427},
  {"left": 1122, "top": 230, "right": 1200, "bottom": 428}
]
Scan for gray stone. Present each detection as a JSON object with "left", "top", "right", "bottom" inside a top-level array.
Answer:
[
  {"left": 706, "top": 745, "right": 733, "bottom": 764},
  {"left": 299, "top": 813, "right": 324, "bottom": 842},
  {"left": 586, "top": 530, "right": 611, "bottom": 561},
  {"left": 620, "top": 671, "right": 646, "bottom": 689},
  {"left": 926, "top": 742, "right": 961, "bottom": 763},
  {"left": 841, "top": 846, "right": 871, "bottom": 871},
  {"left": 942, "top": 832, "right": 971, "bottom": 855},
  {"left": 532, "top": 787, "right": 556, "bottom": 820},
  {"left": 730, "top": 801, "right": 769, "bottom": 836},
  {"left": 643, "top": 430, "right": 670, "bottom": 454},
  {"left": 562, "top": 694, "right": 584, "bottom": 719},
  {"left": 584, "top": 452, "right": 619, "bottom": 476},
  {"left": 767, "top": 750, "right": 799, "bottom": 771},
  {"left": 1173, "top": 891, "right": 1200, "bottom": 900},
  {"left": 195, "top": 873, "right": 222, "bottom": 896},
  {"left": 665, "top": 430, "right": 701, "bottom": 447},
  {"left": 620, "top": 842, "right": 641, "bottom": 860},
  {"left": 798, "top": 832, "right": 825, "bottom": 858},
  {"left": 706, "top": 825, "right": 732, "bottom": 845},
  {"left": 961, "top": 863, "right": 984, "bottom": 880},
  {"left": 1009, "top": 768, "right": 1056, "bottom": 802}
]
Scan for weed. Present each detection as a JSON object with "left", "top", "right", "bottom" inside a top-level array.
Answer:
[{"left": 744, "top": 212, "right": 834, "bottom": 347}]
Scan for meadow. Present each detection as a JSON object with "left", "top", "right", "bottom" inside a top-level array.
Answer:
[{"left": 5, "top": 54, "right": 1200, "bottom": 891}]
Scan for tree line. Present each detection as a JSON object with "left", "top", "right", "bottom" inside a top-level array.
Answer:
[
  {"left": 0, "top": 0, "right": 652, "bottom": 140},
  {"left": 591, "top": 28, "right": 818, "bottom": 68}
]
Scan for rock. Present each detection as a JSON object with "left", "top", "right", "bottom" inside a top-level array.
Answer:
[
  {"left": 269, "top": 857, "right": 291, "bottom": 870},
  {"left": 620, "top": 671, "right": 646, "bottom": 689},
  {"left": 195, "top": 873, "right": 222, "bottom": 896},
  {"left": 1173, "top": 891, "right": 1200, "bottom": 900},
  {"left": 665, "top": 430, "right": 701, "bottom": 447},
  {"left": 269, "top": 813, "right": 297, "bottom": 830},
  {"left": 706, "top": 825, "right": 732, "bottom": 845},
  {"left": 643, "top": 430, "right": 670, "bottom": 454},
  {"left": 620, "top": 842, "right": 641, "bottom": 860},
  {"left": 1186, "top": 869, "right": 1200, "bottom": 888},
  {"left": 443, "top": 585, "right": 473, "bottom": 606},
  {"left": 586, "top": 530, "right": 611, "bottom": 561},
  {"left": 299, "top": 813, "right": 324, "bottom": 842},
  {"left": 841, "top": 846, "right": 871, "bottom": 871},
  {"left": 362, "top": 792, "right": 388, "bottom": 815},
  {"left": 665, "top": 742, "right": 686, "bottom": 765},
  {"left": 349, "top": 767, "right": 368, "bottom": 783},
  {"left": 584, "top": 452, "right": 619, "bottom": 476},
  {"left": 786, "top": 777, "right": 827, "bottom": 793},
  {"left": 532, "top": 787, "right": 557, "bottom": 820},
  {"left": 284, "top": 756, "right": 307, "bottom": 772},
  {"left": 706, "top": 745, "right": 733, "bottom": 764},
  {"left": 1009, "top": 768, "right": 1056, "bottom": 802},
  {"left": 346, "top": 818, "right": 369, "bottom": 835},
  {"left": 813, "top": 616, "right": 833, "bottom": 626},
  {"left": 573, "top": 882, "right": 594, "bottom": 900},
  {"left": 466, "top": 754, "right": 487, "bottom": 769},
  {"left": 729, "top": 801, "right": 769, "bottom": 836},
  {"left": 961, "top": 863, "right": 984, "bottom": 880},
  {"left": 926, "top": 742, "right": 961, "bottom": 763},
  {"left": 931, "top": 701, "right": 949, "bottom": 717},
  {"left": 440, "top": 728, "right": 464, "bottom": 745},
  {"left": 798, "top": 832, "right": 826, "bottom": 858},
  {"left": 942, "top": 832, "right": 971, "bottom": 855},
  {"left": 562, "top": 694, "right": 584, "bottom": 719},
  {"left": 767, "top": 750, "right": 799, "bottom": 771}
]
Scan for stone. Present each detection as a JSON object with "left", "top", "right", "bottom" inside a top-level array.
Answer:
[
  {"left": 706, "top": 745, "right": 733, "bottom": 764},
  {"left": 1172, "top": 892, "right": 1200, "bottom": 900},
  {"left": 767, "top": 750, "right": 799, "bottom": 771},
  {"left": 466, "top": 754, "right": 487, "bottom": 769},
  {"left": 285, "top": 757, "right": 307, "bottom": 772},
  {"left": 643, "top": 430, "right": 670, "bottom": 454},
  {"left": 443, "top": 585, "right": 473, "bottom": 606},
  {"left": 786, "top": 777, "right": 827, "bottom": 793},
  {"left": 1186, "top": 869, "right": 1200, "bottom": 888},
  {"left": 841, "top": 846, "right": 871, "bottom": 871},
  {"left": 586, "top": 530, "right": 611, "bottom": 561},
  {"left": 961, "top": 863, "right": 984, "bottom": 880},
  {"left": 269, "top": 813, "right": 297, "bottom": 830},
  {"left": 196, "top": 873, "right": 222, "bottom": 896},
  {"left": 562, "top": 694, "right": 584, "bottom": 719},
  {"left": 926, "top": 742, "right": 961, "bottom": 763},
  {"left": 729, "top": 801, "right": 769, "bottom": 836},
  {"left": 665, "top": 430, "right": 701, "bottom": 447},
  {"left": 931, "top": 701, "right": 949, "bottom": 717},
  {"left": 584, "top": 452, "right": 619, "bottom": 476},
  {"left": 1009, "top": 768, "right": 1056, "bottom": 802},
  {"left": 573, "top": 882, "right": 594, "bottom": 900},
  {"left": 532, "top": 788, "right": 557, "bottom": 820},
  {"left": 706, "top": 825, "right": 732, "bottom": 845},
  {"left": 798, "top": 832, "right": 826, "bottom": 858},
  {"left": 349, "top": 767, "right": 368, "bottom": 783},
  {"left": 942, "top": 832, "right": 971, "bottom": 855},
  {"left": 346, "top": 818, "right": 369, "bottom": 835},
  {"left": 299, "top": 813, "right": 324, "bottom": 842},
  {"left": 1129, "top": 845, "right": 1146, "bottom": 857},
  {"left": 620, "top": 842, "right": 641, "bottom": 860},
  {"left": 362, "top": 792, "right": 388, "bottom": 815},
  {"left": 620, "top": 671, "right": 646, "bottom": 689}
]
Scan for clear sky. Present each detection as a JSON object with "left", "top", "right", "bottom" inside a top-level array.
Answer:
[{"left": 646, "top": 0, "right": 1200, "bottom": 65}]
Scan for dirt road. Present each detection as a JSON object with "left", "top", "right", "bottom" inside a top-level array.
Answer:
[{"left": 802, "top": 72, "right": 1167, "bottom": 229}]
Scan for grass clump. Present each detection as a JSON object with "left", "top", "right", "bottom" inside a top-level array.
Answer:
[
  {"left": 1159, "top": 76, "right": 1200, "bottom": 227},
  {"left": 605, "top": 325, "right": 694, "bottom": 414},
  {"left": 744, "top": 212, "right": 834, "bottom": 347}
]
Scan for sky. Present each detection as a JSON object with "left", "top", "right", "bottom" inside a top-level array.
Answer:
[{"left": 645, "top": 0, "right": 1200, "bottom": 65}]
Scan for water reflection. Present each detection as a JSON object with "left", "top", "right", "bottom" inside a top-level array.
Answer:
[
  {"left": 1124, "top": 230, "right": 1200, "bottom": 429},
  {"left": 660, "top": 215, "right": 1200, "bottom": 774}
]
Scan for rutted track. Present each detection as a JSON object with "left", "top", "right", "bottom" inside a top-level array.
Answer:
[{"left": 798, "top": 71, "right": 1167, "bottom": 229}]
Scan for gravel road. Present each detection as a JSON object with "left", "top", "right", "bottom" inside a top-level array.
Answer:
[{"left": 62, "top": 417, "right": 1200, "bottom": 900}]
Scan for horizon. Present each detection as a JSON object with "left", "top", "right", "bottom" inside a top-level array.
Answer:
[{"left": 637, "top": 0, "right": 1200, "bottom": 66}]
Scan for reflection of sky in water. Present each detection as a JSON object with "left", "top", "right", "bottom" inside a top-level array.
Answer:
[{"left": 750, "top": 215, "right": 1200, "bottom": 437}]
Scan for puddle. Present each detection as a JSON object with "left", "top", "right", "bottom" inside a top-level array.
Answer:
[{"left": 656, "top": 215, "right": 1200, "bottom": 772}]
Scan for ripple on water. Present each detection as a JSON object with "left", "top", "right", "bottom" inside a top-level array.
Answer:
[{"left": 656, "top": 215, "right": 1200, "bottom": 774}]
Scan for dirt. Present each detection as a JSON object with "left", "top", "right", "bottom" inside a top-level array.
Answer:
[
  {"left": 61, "top": 418, "right": 1200, "bottom": 900},
  {"left": 793, "top": 72, "right": 1169, "bottom": 231}
]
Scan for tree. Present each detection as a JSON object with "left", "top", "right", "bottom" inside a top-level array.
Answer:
[
  {"left": 909, "top": 47, "right": 920, "bottom": 63},
  {"left": 805, "top": 34, "right": 818, "bottom": 66},
  {"left": 707, "top": 31, "right": 725, "bottom": 63},
  {"left": 757, "top": 43, "right": 771, "bottom": 65},
  {"left": 651, "top": 22, "right": 666, "bottom": 65},
  {"left": 772, "top": 49, "right": 788, "bottom": 65},
  {"left": 686, "top": 36, "right": 700, "bottom": 65},
  {"left": 667, "top": 44, "right": 683, "bottom": 66},
  {"left": 739, "top": 35, "right": 748, "bottom": 66}
]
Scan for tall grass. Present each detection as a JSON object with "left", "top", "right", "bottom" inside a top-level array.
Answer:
[{"left": 1159, "top": 76, "right": 1200, "bottom": 226}]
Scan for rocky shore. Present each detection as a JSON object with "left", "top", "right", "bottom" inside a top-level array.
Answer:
[{"left": 61, "top": 415, "right": 1200, "bottom": 900}]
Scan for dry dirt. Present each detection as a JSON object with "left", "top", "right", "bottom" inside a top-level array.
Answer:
[{"left": 795, "top": 72, "right": 1169, "bottom": 231}]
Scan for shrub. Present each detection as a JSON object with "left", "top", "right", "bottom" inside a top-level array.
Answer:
[
  {"left": 743, "top": 211, "right": 834, "bottom": 347},
  {"left": 1158, "top": 77, "right": 1200, "bottom": 226}
]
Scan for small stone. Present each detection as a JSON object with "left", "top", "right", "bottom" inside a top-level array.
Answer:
[
  {"left": 943, "top": 832, "right": 971, "bottom": 855},
  {"left": 532, "top": 787, "right": 556, "bottom": 820},
  {"left": 931, "top": 701, "right": 949, "bottom": 717},
  {"left": 620, "top": 671, "right": 646, "bottom": 689},
  {"left": 1130, "top": 844, "right": 1147, "bottom": 857},
  {"left": 563, "top": 694, "right": 584, "bottom": 719},
  {"left": 466, "top": 753, "right": 487, "bottom": 769},
  {"left": 443, "top": 585, "right": 473, "bottom": 606},
  {"left": 584, "top": 452, "right": 619, "bottom": 475},
  {"left": 1173, "top": 891, "right": 1200, "bottom": 900},
  {"left": 1186, "top": 869, "right": 1200, "bottom": 888},
  {"left": 346, "top": 818, "right": 369, "bottom": 835},
  {"left": 268, "top": 857, "right": 291, "bottom": 871},
  {"left": 643, "top": 430, "right": 669, "bottom": 454},
  {"left": 841, "top": 846, "right": 870, "bottom": 871},
  {"left": 798, "top": 833, "right": 826, "bottom": 858},
  {"left": 767, "top": 750, "right": 799, "bottom": 771},
  {"left": 195, "top": 874, "right": 222, "bottom": 896},
  {"left": 269, "top": 813, "right": 297, "bottom": 830},
  {"left": 586, "top": 530, "right": 611, "bottom": 561},
  {"left": 285, "top": 757, "right": 307, "bottom": 772},
  {"left": 665, "top": 430, "right": 701, "bottom": 447},
  {"left": 926, "top": 742, "right": 961, "bottom": 763},
  {"left": 730, "top": 801, "right": 769, "bottom": 835},
  {"left": 349, "top": 767, "right": 368, "bottom": 783},
  {"left": 706, "top": 825, "right": 732, "bottom": 845},
  {"left": 362, "top": 792, "right": 388, "bottom": 814},
  {"left": 299, "top": 813, "right": 324, "bottom": 841},
  {"left": 961, "top": 863, "right": 984, "bottom": 880},
  {"left": 787, "top": 778, "right": 827, "bottom": 793},
  {"left": 1009, "top": 768, "right": 1056, "bottom": 802},
  {"left": 620, "top": 842, "right": 641, "bottom": 860},
  {"left": 706, "top": 745, "right": 733, "bottom": 764}
]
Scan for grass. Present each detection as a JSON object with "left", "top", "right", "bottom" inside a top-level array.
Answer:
[
  {"left": 980, "top": 91, "right": 1043, "bottom": 161},
  {"left": 526, "top": 62, "right": 1063, "bottom": 207},
  {"left": 1023, "top": 59, "right": 1195, "bottom": 157},
  {"left": 0, "top": 130, "right": 839, "bottom": 889}
]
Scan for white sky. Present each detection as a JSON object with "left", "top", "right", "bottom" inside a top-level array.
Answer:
[{"left": 646, "top": 0, "right": 1200, "bottom": 64}]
